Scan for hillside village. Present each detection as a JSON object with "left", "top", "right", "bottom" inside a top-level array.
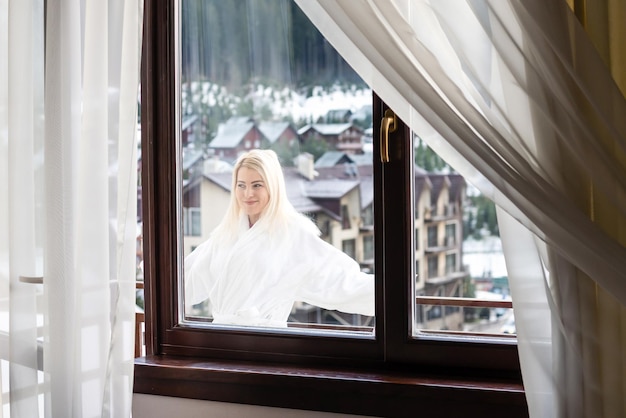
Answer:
[{"left": 150, "top": 109, "right": 510, "bottom": 333}]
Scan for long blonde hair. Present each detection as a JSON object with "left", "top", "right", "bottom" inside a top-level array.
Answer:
[{"left": 212, "top": 149, "right": 315, "bottom": 240}]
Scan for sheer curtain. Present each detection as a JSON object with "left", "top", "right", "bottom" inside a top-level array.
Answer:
[
  {"left": 295, "top": 1, "right": 626, "bottom": 417},
  {"left": 0, "top": 1, "right": 143, "bottom": 417}
]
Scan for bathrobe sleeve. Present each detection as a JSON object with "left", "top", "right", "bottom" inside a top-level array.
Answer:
[
  {"left": 293, "top": 226, "right": 375, "bottom": 317},
  {"left": 184, "top": 238, "right": 217, "bottom": 309}
]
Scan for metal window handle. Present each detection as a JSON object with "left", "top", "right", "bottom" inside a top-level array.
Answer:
[
  {"left": 19, "top": 276, "right": 44, "bottom": 284},
  {"left": 380, "top": 109, "right": 397, "bottom": 163}
]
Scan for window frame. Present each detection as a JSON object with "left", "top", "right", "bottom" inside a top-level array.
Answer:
[
  {"left": 135, "top": 1, "right": 526, "bottom": 415},
  {"left": 140, "top": 0, "right": 384, "bottom": 367}
]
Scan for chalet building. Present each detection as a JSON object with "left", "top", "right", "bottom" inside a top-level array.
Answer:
[
  {"left": 297, "top": 123, "right": 365, "bottom": 154},
  {"left": 258, "top": 121, "right": 299, "bottom": 149},
  {"left": 208, "top": 116, "right": 264, "bottom": 160},
  {"left": 206, "top": 117, "right": 301, "bottom": 161},
  {"left": 325, "top": 108, "right": 352, "bottom": 123}
]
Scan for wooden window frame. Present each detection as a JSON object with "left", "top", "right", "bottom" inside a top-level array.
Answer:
[{"left": 134, "top": 1, "right": 528, "bottom": 416}]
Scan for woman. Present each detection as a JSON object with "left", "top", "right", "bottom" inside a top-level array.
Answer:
[{"left": 184, "top": 149, "right": 374, "bottom": 327}]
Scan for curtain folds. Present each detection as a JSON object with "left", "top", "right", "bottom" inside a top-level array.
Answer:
[
  {"left": 295, "top": 0, "right": 626, "bottom": 417},
  {"left": 1, "top": 1, "right": 143, "bottom": 417}
]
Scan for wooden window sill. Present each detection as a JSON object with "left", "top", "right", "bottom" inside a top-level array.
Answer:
[{"left": 134, "top": 355, "right": 528, "bottom": 417}]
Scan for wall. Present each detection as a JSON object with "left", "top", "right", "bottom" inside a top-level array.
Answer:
[{"left": 132, "top": 394, "right": 371, "bottom": 418}]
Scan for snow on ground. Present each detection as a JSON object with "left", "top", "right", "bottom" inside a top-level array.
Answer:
[
  {"left": 462, "top": 235, "right": 508, "bottom": 279},
  {"left": 288, "top": 87, "right": 371, "bottom": 122},
  {"left": 183, "top": 81, "right": 372, "bottom": 124}
]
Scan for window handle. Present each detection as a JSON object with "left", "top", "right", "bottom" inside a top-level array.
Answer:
[
  {"left": 19, "top": 276, "right": 44, "bottom": 284},
  {"left": 380, "top": 109, "right": 396, "bottom": 163}
]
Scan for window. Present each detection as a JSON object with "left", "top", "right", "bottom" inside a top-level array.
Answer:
[
  {"left": 445, "top": 253, "right": 457, "bottom": 274},
  {"left": 361, "top": 203, "right": 373, "bottom": 227},
  {"left": 135, "top": 2, "right": 525, "bottom": 416},
  {"left": 415, "top": 260, "right": 420, "bottom": 282},
  {"left": 363, "top": 235, "right": 374, "bottom": 261},
  {"left": 415, "top": 227, "right": 420, "bottom": 250},
  {"left": 182, "top": 207, "right": 201, "bottom": 236},
  {"left": 445, "top": 223, "right": 456, "bottom": 247},
  {"left": 428, "top": 256, "right": 439, "bottom": 279},
  {"left": 341, "top": 204, "right": 351, "bottom": 229},
  {"left": 427, "top": 225, "right": 438, "bottom": 248},
  {"left": 342, "top": 239, "right": 356, "bottom": 259}
]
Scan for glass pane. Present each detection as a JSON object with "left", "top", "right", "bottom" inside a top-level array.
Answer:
[
  {"left": 179, "top": 0, "right": 375, "bottom": 334},
  {"left": 411, "top": 135, "right": 514, "bottom": 336}
]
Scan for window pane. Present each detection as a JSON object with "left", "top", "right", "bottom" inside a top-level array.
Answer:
[
  {"left": 179, "top": 0, "right": 375, "bottom": 333},
  {"left": 412, "top": 135, "right": 514, "bottom": 336}
]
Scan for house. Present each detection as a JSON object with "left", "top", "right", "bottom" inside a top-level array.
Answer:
[
  {"left": 298, "top": 123, "right": 365, "bottom": 154},
  {"left": 208, "top": 116, "right": 264, "bottom": 160},
  {"left": 325, "top": 108, "right": 352, "bottom": 123},
  {"left": 257, "top": 121, "right": 298, "bottom": 149}
]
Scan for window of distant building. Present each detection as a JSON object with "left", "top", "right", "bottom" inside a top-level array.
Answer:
[
  {"left": 183, "top": 207, "right": 201, "bottom": 236},
  {"left": 428, "top": 256, "right": 439, "bottom": 278},
  {"left": 341, "top": 205, "right": 351, "bottom": 229},
  {"left": 445, "top": 223, "right": 456, "bottom": 247},
  {"left": 363, "top": 235, "right": 374, "bottom": 261},
  {"left": 361, "top": 204, "right": 373, "bottom": 227},
  {"left": 415, "top": 227, "right": 420, "bottom": 250},
  {"left": 427, "top": 225, "right": 438, "bottom": 248},
  {"left": 445, "top": 253, "right": 457, "bottom": 274},
  {"left": 342, "top": 239, "right": 356, "bottom": 259}
]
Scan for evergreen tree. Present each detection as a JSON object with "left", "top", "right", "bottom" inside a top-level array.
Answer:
[{"left": 300, "top": 136, "right": 328, "bottom": 161}]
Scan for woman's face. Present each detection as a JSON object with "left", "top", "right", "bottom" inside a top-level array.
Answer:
[{"left": 235, "top": 166, "right": 270, "bottom": 226}]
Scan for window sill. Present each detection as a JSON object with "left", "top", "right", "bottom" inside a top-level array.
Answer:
[{"left": 134, "top": 355, "right": 528, "bottom": 417}]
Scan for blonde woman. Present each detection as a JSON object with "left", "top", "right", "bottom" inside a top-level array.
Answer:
[{"left": 184, "top": 149, "right": 374, "bottom": 327}]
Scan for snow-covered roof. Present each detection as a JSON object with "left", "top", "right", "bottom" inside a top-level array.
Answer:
[
  {"left": 282, "top": 168, "right": 324, "bottom": 213},
  {"left": 302, "top": 178, "right": 360, "bottom": 199},
  {"left": 314, "top": 151, "right": 354, "bottom": 168},
  {"left": 203, "top": 157, "right": 233, "bottom": 174},
  {"left": 226, "top": 116, "right": 253, "bottom": 125},
  {"left": 297, "top": 122, "right": 354, "bottom": 136},
  {"left": 182, "top": 147, "right": 204, "bottom": 171},
  {"left": 348, "top": 153, "right": 372, "bottom": 166},
  {"left": 204, "top": 171, "right": 232, "bottom": 191},
  {"left": 258, "top": 121, "right": 291, "bottom": 144},
  {"left": 181, "top": 114, "right": 198, "bottom": 131},
  {"left": 314, "top": 151, "right": 372, "bottom": 169},
  {"left": 209, "top": 121, "right": 255, "bottom": 148}
]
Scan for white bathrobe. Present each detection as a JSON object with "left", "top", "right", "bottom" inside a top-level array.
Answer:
[{"left": 184, "top": 214, "right": 374, "bottom": 327}]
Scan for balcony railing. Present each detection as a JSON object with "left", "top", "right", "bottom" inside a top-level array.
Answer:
[{"left": 416, "top": 295, "right": 512, "bottom": 309}]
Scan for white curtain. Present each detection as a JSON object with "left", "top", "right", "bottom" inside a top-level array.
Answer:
[
  {"left": 295, "top": 0, "right": 626, "bottom": 417},
  {"left": 0, "top": 0, "right": 143, "bottom": 417}
]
